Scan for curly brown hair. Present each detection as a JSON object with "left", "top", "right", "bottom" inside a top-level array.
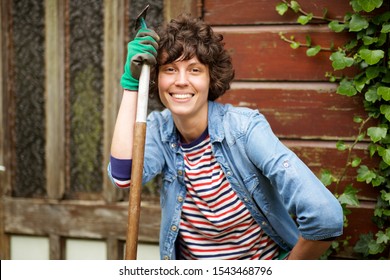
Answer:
[{"left": 151, "top": 14, "right": 235, "bottom": 101}]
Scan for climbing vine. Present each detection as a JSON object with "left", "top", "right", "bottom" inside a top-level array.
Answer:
[{"left": 276, "top": 0, "right": 390, "bottom": 259}]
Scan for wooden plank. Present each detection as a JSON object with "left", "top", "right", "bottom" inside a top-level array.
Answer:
[
  {"left": 4, "top": 197, "right": 380, "bottom": 258},
  {"left": 284, "top": 140, "right": 380, "bottom": 201},
  {"left": 220, "top": 82, "right": 369, "bottom": 140},
  {"left": 49, "top": 234, "right": 63, "bottom": 260},
  {"left": 102, "top": 0, "right": 125, "bottom": 203},
  {"left": 164, "top": 0, "right": 202, "bottom": 21},
  {"left": 107, "top": 237, "right": 121, "bottom": 260},
  {"left": 3, "top": 198, "right": 160, "bottom": 243},
  {"left": 204, "top": 0, "right": 352, "bottom": 25},
  {"left": 213, "top": 25, "right": 355, "bottom": 81},
  {"left": 45, "top": 0, "right": 65, "bottom": 199},
  {"left": 0, "top": 0, "right": 11, "bottom": 260}
]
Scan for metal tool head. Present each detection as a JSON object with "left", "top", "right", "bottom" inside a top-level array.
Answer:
[{"left": 135, "top": 4, "right": 149, "bottom": 30}]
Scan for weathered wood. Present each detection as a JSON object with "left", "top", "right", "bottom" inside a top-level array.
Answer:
[
  {"left": 164, "top": 0, "right": 201, "bottom": 21},
  {"left": 3, "top": 197, "right": 160, "bottom": 243},
  {"left": 3, "top": 196, "right": 380, "bottom": 259},
  {"left": 285, "top": 140, "right": 380, "bottom": 200},
  {"left": 220, "top": 82, "right": 370, "bottom": 140},
  {"left": 103, "top": 0, "right": 125, "bottom": 203},
  {"left": 45, "top": 0, "right": 66, "bottom": 199},
  {"left": 204, "top": 0, "right": 352, "bottom": 25},
  {"left": 49, "top": 234, "right": 63, "bottom": 260},
  {"left": 126, "top": 122, "right": 147, "bottom": 259},
  {"left": 214, "top": 25, "right": 356, "bottom": 81},
  {"left": 0, "top": 0, "right": 11, "bottom": 260},
  {"left": 107, "top": 237, "right": 121, "bottom": 260}
]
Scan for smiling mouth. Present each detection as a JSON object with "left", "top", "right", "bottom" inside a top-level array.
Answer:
[{"left": 169, "top": 93, "right": 194, "bottom": 99}]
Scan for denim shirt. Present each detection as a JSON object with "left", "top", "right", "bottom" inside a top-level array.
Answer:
[{"left": 108, "top": 101, "right": 343, "bottom": 260}]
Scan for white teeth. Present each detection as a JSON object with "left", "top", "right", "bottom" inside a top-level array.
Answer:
[{"left": 171, "top": 93, "right": 193, "bottom": 99}]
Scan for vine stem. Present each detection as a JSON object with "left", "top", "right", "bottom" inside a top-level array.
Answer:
[
  {"left": 335, "top": 116, "right": 372, "bottom": 192},
  {"left": 279, "top": 32, "right": 334, "bottom": 52},
  {"left": 281, "top": 0, "right": 345, "bottom": 23}
]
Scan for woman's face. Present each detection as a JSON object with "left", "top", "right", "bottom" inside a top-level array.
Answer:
[{"left": 158, "top": 55, "right": 210, "bottom": 121}]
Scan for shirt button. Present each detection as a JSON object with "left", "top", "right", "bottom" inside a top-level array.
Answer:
[
  {"left": 163, "top": 256, "right": 170, "bottom": 260},
  {"left": 226, "top": 171, "right": 232, "bottom": 176},
  {"left": 283, "top": 160, "right": 290, "bottom": 168},
  {"left": 262, "top": 221, "right": 268, "bottom": 226},
  {"left": 177, "top": 170, "right": 183, "bottom": 176},
  {"left": 178, "top": 196, "right": 184, "bottom": 202},
  {"left": 171, "top": 143, "right": 177, "bottom": 148},
  {"left": 171, "top": 225, "right": 177, "bottom": 231}
]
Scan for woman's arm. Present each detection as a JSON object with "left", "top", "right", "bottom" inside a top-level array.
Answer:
[
  {"left": 110, "top": 28, "right": 159, "bottom": 159},
  {"left": 287, "top": 236, "right": 331, "bottom": 260},
  {"left": 110, "top": 90, "right": 137, "bottom": 159}
]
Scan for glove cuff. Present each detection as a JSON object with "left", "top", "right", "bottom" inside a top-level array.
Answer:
[{"left": 120, "top": 72, "right": 139, "bottom": 91}]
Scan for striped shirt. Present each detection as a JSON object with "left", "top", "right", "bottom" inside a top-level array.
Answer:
[{"left": 178, "top": 129, "right": 280, "bottom": 260}]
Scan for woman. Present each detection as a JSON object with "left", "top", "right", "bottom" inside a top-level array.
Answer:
[{"left": 108, "top": 14, "right": 343, "bottom": 260}]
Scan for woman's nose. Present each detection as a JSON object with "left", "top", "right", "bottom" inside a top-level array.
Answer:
[{"left": 174, "top": 71, "right": 189, "bottom": 86}]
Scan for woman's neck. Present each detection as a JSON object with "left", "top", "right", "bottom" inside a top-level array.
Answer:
[{"left": 173, "top": 114, "right": 208, "bottom": 144}]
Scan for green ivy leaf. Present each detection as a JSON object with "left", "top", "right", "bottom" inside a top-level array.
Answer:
[
  {"left": 377, "top": 32, "right": 387, "bottom": 46},
  {"left": 290, "top": 1, "right": 301, "bottom": 13},
  {"left": 374, "top": 207, "right": 384, "bottom": 217},
  {"left": 306, "top": 45, "right": 321, "bottom": 56},
  {"left": 354, "top": 116, "right": 363, "bottom": 123},
  {"left": 305, "top": 35, "right": 312, "bottom": 46},
  {"left": 366, "top": 66, "right": 381, "bottom": 79},
  {"left": 328, "top": 21, "right": 345, "bottom": 32},
  {"left": 320, "top": 170, "right": 335, "bottom": 186},
  {"left": 330, "top": 52, "right": 355, "bottom": 70},
  {"left": 357, "top": 0, "right": 383, "bottom": 12},
  {"left": 352, "top": 157, "right": 362, "bottom": 167},
  {"left": 297, "top": 13, "right": 313, "bottom": 25},
  {"left": 357, "top": 165, "right": 376, "bottom": 183},
  {"left": 383, "top": 71, "right": 390, "bottom": 83},
  {"left": 338, "top": 185, "right": 360, "bottom": 206},
  {"left": 354, "top": 76, "right": 368, "bottom": 92},
  {"left": 368, "top": 240, "right": 385, "bottom": 254},
  {"left": 380, "top": 105, "right": 390, "bottom": 121},
  {"left": 381, "top": 190, "right": 390, "bottom": 202},
  {"left": 365, "top": 87, "right": 380, "bottom": 102},
  {"left": 337, "top": 79, "right": 357, "bottom": 96},
  {"left": 373, "top": 11, "right": 390, "bottom": 25},
  {"left": 359, "top": 49, "right": 385, "bottom": 65},
  {"left": 362, "top": 35, "right": 378, "bottom": 45},
  {"left": 290, "top": 42, "right": 300, "bottom": 49},
  {"left": 276, "top": 3, "right": 289, "bottom": 15},
  {"left": 349, "top": 14, "right": 369, "bottom": 32},
  {"left": 378, "top": 86, "right": 390, "bottom": 101},
  {"left": 381, "top": 23, "right": 390, "bottom": 33},
  {"left": 380, "top": 149, "right": 390, "bottom": 165},
  {"left": 372, "top": 175, "right": 386, "bottom": 187},
  {"left": 336, "top": 140, "right": 348, "bottom": 151},
  {"left": 354, "top": 233, "right": 373, "bottom": 256},
  {"left": 357, "top": 132, "right": 366, "bottom": 141},
  {"left": 345, "top": 39, "right": 358, "bottom": 51},
  {"left": 383, "top": 210, "right": 390, "bottom": 216},
  {"left": 376, "top": 230, "right": 390, "bottom": 244},
  {"left": 368, "top": 143, "right": 378, "bottom": 157},
  {"left": 367, "top": 126, "right": 387, "bottom": 143}
]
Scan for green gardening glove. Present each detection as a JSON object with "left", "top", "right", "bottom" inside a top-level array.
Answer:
[{"left": 120, "top": 28, "right": 159, "bottom": 91}]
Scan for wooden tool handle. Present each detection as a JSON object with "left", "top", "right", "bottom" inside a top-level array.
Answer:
[{"left": 125, "top": 122, "right": 147, "bottom": 260}]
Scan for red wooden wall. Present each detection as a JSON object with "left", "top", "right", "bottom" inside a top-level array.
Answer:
[{"left": 202, "top": 0, "right": 379, "bottom": 257}]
